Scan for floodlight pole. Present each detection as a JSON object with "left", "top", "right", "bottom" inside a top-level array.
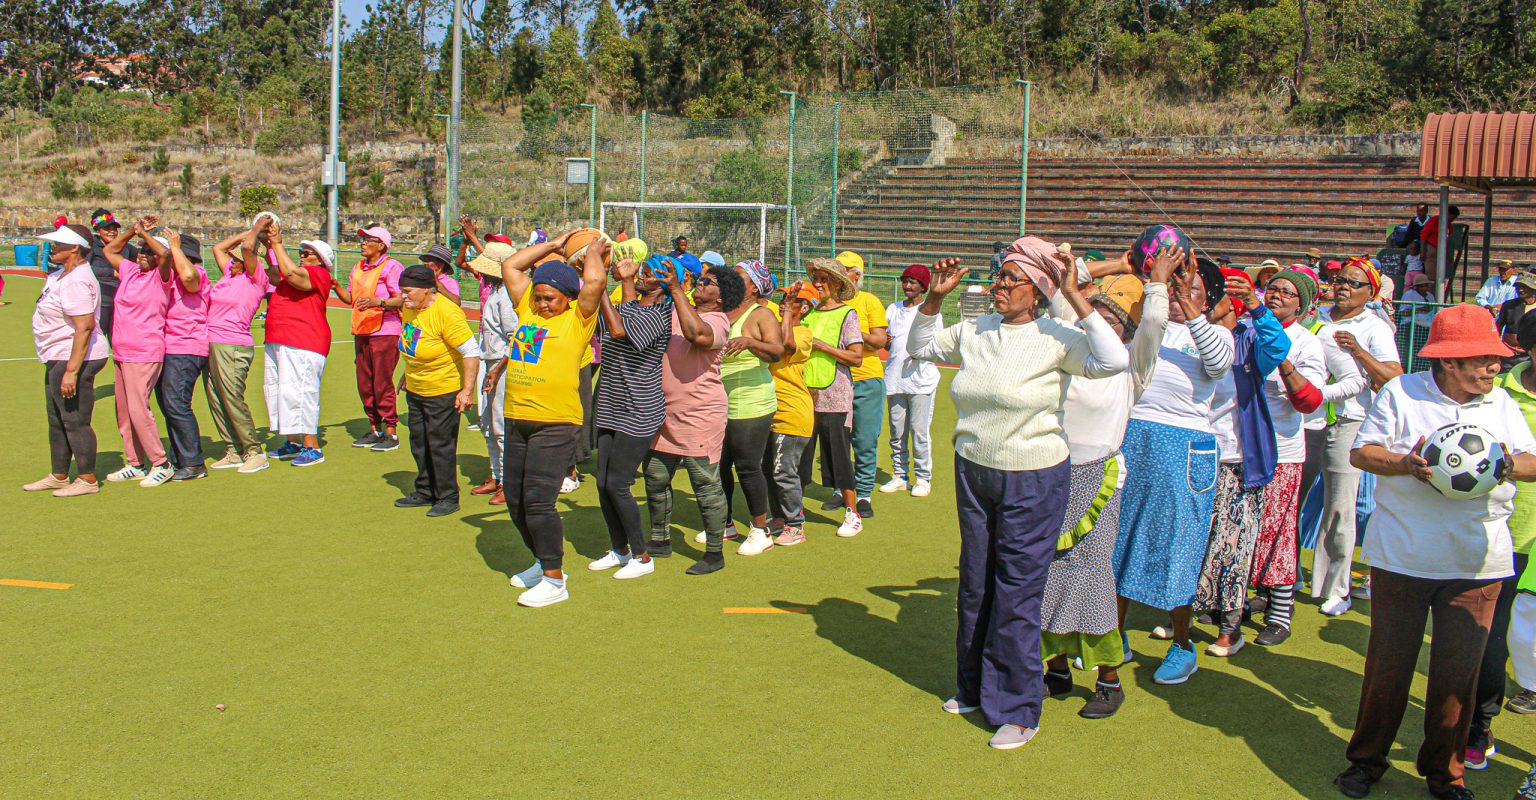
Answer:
[
  {"left": 638, "top": 110, "right": 648, "bottom": 239},
  {"left": 446, "top": 0, "right": 463, "bottom": 243},
  {"left": 830, "top": 101, "right": 840, "bottom": 257},
  {"left": 325, "top": 0, "right": 341, "bottom": 258},
  {"left": 780, "top": 90, "right": 796, "bottom": 274},
  {"left": 579, "top": 103, "right": 597, "bottom": 227},
  {"left": 1016, "top": 78, "right": 1032, "bottom": 236}
]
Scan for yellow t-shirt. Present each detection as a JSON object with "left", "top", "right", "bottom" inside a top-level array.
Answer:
[
  {"left": 771, "top": 327, "right": 815, "bottom": 438},
  {"left": 400, "top": 297, "right": 474, "bottom": 396},
  {"left": 504, "top": 287, "right": 599, "bottom": 424},
  {"left": 847, "top": 290, "right": 888, "bottom": 381}
]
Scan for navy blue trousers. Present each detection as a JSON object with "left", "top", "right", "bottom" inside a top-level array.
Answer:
[{"left": 953, "top": 455, "right": 1071, "bottom": 729}]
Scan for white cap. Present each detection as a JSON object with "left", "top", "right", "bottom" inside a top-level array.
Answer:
[
  {"left": 299, "top": 240, "right": 334, "bottom": 269},
  {"left": 152, "top": 236, "right": 170, "bottom": 251},
  {"left": 40, "top": 226, "right": 92, "bottom": 249}
]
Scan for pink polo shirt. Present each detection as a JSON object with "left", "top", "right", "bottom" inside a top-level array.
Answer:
[
  {"left": 207, "top": 260, "right": 272, "bottom": 347},
  {"left": 437, "top": 272, "right": 461, "bottom": 303},
  {"left": 112, "top": 261, "right": 172, "bottom": 363},
  {"left": 33, "top": 265, "right": 111, "bottom": 363},
  {"left": 164, "top": 264, "right": 212, "bottom": 357},
  {"left": 355, "top": 257, "right": 404, "bottom": 337}
]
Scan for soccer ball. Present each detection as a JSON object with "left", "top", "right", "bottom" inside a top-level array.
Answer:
[
  {"left": 1129, "top": 224, "right": 1193, "bottom": 273},
  {"left": 1421, "top": 422, "right": 1511, "bottom": 500}
]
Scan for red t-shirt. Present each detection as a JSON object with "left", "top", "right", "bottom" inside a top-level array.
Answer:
[
  {"left": 1420, "top": 216, "right": 1442, "bottom": 245},
  {"left": 264, "top": 265, "right": 335, "bottom": 356}
]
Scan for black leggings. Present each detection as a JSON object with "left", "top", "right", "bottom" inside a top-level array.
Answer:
[
  {"left": 595, "top": 428, "right": 653, "bottom": 556},
  {"left": 45, "top": 358, "right": 106, "bottom": 476},
  {"left": 803, "top": 411, "right": 855, "bottom": 492},
  {"left": 503, "top": 420, "right": 580, "bottom": 572},
  {"left": 720, "top": 413, "right": 775, "bottom": 520}
]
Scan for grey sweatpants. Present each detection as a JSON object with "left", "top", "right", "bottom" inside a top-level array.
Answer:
[
  {"left": 767, "top": 433, "right": 812, "bottom": 525},
  {"left": 645, "top": 452, "right": 729, "bottom": 552}
]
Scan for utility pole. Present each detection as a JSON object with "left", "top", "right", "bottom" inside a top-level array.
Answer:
[
  {"left": 779, "top": 90, "right": 796, "bottom": 274},
  {"left": 1015, "top": 79, "right": 1032, "bottom": 236},
  {"left": 578, "top": 103, "right": 597, "bottom": 227},
  {"left": 325, "top": 0, "right": 343, "bottom": 259},
  {"left": 446, "top": 0, "right": 463, "bottom": 241}
]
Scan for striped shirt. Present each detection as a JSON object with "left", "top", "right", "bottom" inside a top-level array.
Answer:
[{"left": 594, "top": 300, "right": 673, "bottom": 438}]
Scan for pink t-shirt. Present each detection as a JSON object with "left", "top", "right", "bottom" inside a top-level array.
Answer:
[
  {"left": 652, "top": 308, "right": 729, "bottom": 459},
  {"left": 112, "top": 261, "right": 172, "bottom": 363},
  {"left": 207, "top": 261, "right": 272, "bottom": 347},
  {"left": 355, "top": 257, "right": 404, "bottom": 337},
  {"left": 437, "top": 272, "right": 461, "bottom": 302},
  {"left": 164, "top": 264, "right": 212, "bottom": 357},
  {"left": 33, "top": 265, "right": 111, "bottom": 363}
]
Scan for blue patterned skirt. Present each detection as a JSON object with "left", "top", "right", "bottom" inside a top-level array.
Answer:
[{"left": 1113, "top": 418, "right": 1220, "bottom": 611}]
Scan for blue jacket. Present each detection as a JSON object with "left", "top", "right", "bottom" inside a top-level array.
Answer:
[{"left": 1232, "top": 303, "right": 1291, "bottom": 489}]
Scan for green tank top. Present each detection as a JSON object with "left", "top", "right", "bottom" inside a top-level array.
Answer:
[{"left": 721, "top": 308, "right": 778, "bottom": 419}]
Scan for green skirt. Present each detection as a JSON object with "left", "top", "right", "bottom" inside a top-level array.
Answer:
[{"left": 1042, "top": 630, "right": 1124, "bottom": 670}]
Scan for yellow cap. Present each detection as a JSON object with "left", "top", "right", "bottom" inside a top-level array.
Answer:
[{"left": 834, "top": 250, "right": 865, "bottom": 273}]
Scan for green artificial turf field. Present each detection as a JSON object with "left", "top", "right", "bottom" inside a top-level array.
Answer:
[{"left": 2, "top": 274, "right": 1534, "bottom": 798}]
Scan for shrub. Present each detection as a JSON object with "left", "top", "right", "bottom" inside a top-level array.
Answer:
[
  {"left": 80, "top": 180, "right": 112, "bottom": 200},
  {"left": 129, "top": 113, "right": 171, "bottom": 141},
  {"left": 50, "top": 170, "right": 78, "bottom": 200},
  {"left": 239, "top": 184, "right": 278, "bottom": 216},
  {"left": 150, "top": 146, "right": 169, "bottom": 173},
  {"left": 254, "top": 116, "right": 321, "bottom": 155},
  {"left": 180, "top": 163, "right": 193, "bottom": 196},
  {"left": 218, "top": 173, "right": 232, "bottom": 204}
]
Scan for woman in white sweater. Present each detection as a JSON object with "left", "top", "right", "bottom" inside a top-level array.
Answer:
[
  {"left": 908, "top": 236, "right": 1128, "bottom": 751},
  {"left": 1113, "top": 255, "right": 1235, "bottom": 687}
]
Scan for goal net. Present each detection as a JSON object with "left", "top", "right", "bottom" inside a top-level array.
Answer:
[{"left": 599, "top": 202, "right": 799, "bottom": 278}]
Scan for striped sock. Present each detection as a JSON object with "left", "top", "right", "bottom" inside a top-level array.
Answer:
[{"left": 1267, "top": 585, "right": 1295, "bottom": 630}]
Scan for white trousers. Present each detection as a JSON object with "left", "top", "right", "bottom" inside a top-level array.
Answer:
[
  {"left": 263, "top": 343, "right": 326, "bottom": 435},
  {"left": 480, "top": 370, "right": 507, "bottom": 481},
  {"left": 1510, "top": 593, "right": 1536, "bottom": 692}
]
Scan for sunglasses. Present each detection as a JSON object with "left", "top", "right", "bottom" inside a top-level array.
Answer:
[
  {"left": 1332, "top": 277, "right": 1371, "bottom": 290},
  {"left": 300, "top": 249, "right": 320, "bottom": 259},
  {"left": 695, "top": 276, "right": 717, "bottom": 287}
]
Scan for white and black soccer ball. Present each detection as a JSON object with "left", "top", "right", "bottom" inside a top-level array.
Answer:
[{"left": 1421, "top": 422, "right": 1511, "bottom": 500}]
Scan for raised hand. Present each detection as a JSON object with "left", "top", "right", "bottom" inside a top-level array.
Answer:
[
  {"left": 161, "top": 226, "right": 182, "bottom": 248},
  {"left": 927, "top": 257, "right": 967, "bottom": 297},
  {"left": 612, "top": 256, "right": 638, "bottom": 283},
  {"left": 1149, "top": 246, "right": 1184, "bottom": 286},
  {"left": 1224, "top": 274, "right": 1257, "bottom": 310},
  {"left": 459, "top": 214, "right": 476, "bottom": 235},
  {"left": 267, "top": 223, "right": 283, "bottom": 245}
]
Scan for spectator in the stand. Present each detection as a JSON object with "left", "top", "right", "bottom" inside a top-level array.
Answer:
[
  {"left": 1497, "top": 273, "right": 1536, "bottom": 355},
  {"left": 1421, "top": 205, "right": 1462, "bottom": 282},
  {"left": 1476, "top": 259, "right": 1520, "bottom": 309},
  {"left": 1406, "top": 240, "right": 1425, "bottom": 276},
  {"left": 1407, "top": 202, "right": 1432, "bottom": 243},
  {"left": 1306, "top": 247, "right": 1323, "bottom": 272},
  {"left": 1253, "top": 259, "right": 1282, "bottom": 297},
  {"left": 989, "top": 241, "right": 1009, "bottom": 279}
]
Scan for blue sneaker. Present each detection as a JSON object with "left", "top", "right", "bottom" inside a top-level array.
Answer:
[
  {"left": 292, "top": 447, "right": 325, "bottom": 467},
  {"left": 1153, "top": 643, "right": 1198, "bottom": 685},
  {"left": 268, "top": 442, "right": 303, "bottom": 460}
]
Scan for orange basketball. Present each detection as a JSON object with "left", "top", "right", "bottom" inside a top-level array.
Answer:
[{"left": 563, "top": 228, "right": 613, "bottom": 265}]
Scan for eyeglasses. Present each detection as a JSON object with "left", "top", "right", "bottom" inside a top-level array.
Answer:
[
  {"left": 1332, "top": 277, "right": 1371, "bottom": 290},
  {"left": 991, "top": 273, "right": 1030, "bottom": 288},
  {"left": 695, "top": 277, "right": 717, "bottom": 287},
  {"left": 1267, "top": 286, "right": 1300, "bottom": 299},
  {"left": 360, "top": 237, "right": 383, "bottom": 244}
]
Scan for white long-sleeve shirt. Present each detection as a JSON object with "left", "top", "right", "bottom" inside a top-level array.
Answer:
[
  {"left": 908, "top": 307, "right": 1128, "bottom": 471},
  {"left": 1056, "top": 283, "right": 1171, "bottom": 463},
  {"left": 1130, "top": 314, "right": 1236, "bottom": 431}
]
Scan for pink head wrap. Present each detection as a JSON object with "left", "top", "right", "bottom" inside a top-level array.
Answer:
[{"left": 1000, "top": 236, "right": 1067, "bottom": 299}]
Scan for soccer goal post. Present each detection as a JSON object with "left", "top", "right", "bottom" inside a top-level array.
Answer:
[{"left": 599, "top": 201, "right": 796, "bottom": 274}]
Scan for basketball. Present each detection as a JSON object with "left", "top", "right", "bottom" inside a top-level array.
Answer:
[{"left": 564, "top": 228, "right": 612, "bottom": 265}]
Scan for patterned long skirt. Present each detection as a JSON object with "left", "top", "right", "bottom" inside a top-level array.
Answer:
[
  {"left": 1250, "top": 462, "right": 1303, "bottom": 588},
  {"left": 1194, "top": 463, "right": 1266, "bottom": 622},
  {"left": 1042, "top": 455, "right": 1122, "bottom": 638}
]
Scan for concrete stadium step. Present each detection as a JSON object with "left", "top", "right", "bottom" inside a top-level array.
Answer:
[{"left": 833, "top": 215, "right": 1536, "bottom": 244}]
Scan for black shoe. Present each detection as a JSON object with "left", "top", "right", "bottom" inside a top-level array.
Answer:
[
  {"left": 648, "top": 540, "right": 673, "bottom": 558},
  {"left": 1431, "top": 786, "right": 1475, "bottom": 800},
  {"left": 821, "top": 497, "right": 844, "bottom": 511},
  {"left": 1506, "top": 688, "right": 1536, "bottom": 714},
  {"left": 1247, "top": 595, "right": 1269, "bottom": 614},
  {"left": 1255, "top": 623, "right": 1292, "bottom": 646},
  {"left": 1044, "top": 670, "right": 1073, "bottom": 698},
  {"left": 685, "top": 552, "right": 725, "bottom": 575},
  {"left": 394, "top": 493, "right": 433, "bottom": 508},
  {"left": 1334, "top": 766, "right": 1375, "bottom": 798},
  {"left": 171, "top": 465, "right": 207, "bottom": 482},
  {"left": 426, "top": 501, "right": 459, "bottom": 517},
  {"left": 370, "top": 434, "right": 400, "bottom": 452},
  {"left": 1196, "top": 612, "right": 1215, "bottom": 626},
  {"left": 352, "top": 431, "right": 381, "bottom": 448},
  {"left": 1078, "top": 684, "right": 1124, "bottom": 719},
  {"left": 857, "top": 498, "right": 874, "bottom": 518}
]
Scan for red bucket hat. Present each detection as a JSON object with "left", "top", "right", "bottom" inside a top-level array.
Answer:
[{"left": 1418, "top": 304, "right": 1516, "bottom": 359}]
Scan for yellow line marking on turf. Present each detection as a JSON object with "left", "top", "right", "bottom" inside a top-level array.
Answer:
[
  {"left": 723, "top": 607, "right": 806, "bottom": 614},
  {"left": 0, "top": 579, "right": 73, "bottom": 590}
]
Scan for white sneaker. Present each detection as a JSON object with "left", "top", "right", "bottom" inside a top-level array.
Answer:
[
  {"left": 106, "top": 465, "right": 146, "bottom": 483},
  {"left": 588, "top": 550, "right": 630, "bottom": 571},
  {"left": 510, "top": 561, "right": 544, "bottom": 588},
  {"left": 837, "top": 508, "right": 863, "bottom": 538},
  {"left": 693, "top": 530, "right": 708, "bottom": 544},
  {"left": 559, "top": 475, "right": 581, "bottom": 494},
  {"left": 1351, "top": 580, "right": 1372, "bottom": 600},
  {"left": 138, "top": 464, "right": 175, "bottom": 488},
  {"left": 737, "top": 528, "right": 774, "bottom": 556},
  {"left": 879, "top": 478, "right": 909, "bottom": 494},
  {"left": 614, "top": 558, "right": 655, "bottom": 580},
  {"left": 911, "top": 481, "right": 932, "bottom": 498},
  {"left": 1320, "top": 597, "right": 1353, "bottom": 616},
  {"left": 518, "top": 579, "right": 569, "bottom": 608}
]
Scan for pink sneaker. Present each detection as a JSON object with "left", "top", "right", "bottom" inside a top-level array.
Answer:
[
  {"left": 773, "top": 526, "right": 806, "bottom": 546},
  {"left": 52, "top": 479, "right": 100, "bottom": 497},
  {"left": 23, "top": 475, "right": 71, "bottom": 492}
]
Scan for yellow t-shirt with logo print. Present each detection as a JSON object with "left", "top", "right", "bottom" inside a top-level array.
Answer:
[
  {"left": 504, "top": 286, "right": 599, "bottom": 424},
  {"left": 847, "top": 290, "right": 888, "bottom": 382},
  {"left": 400, "top": 296, "right": 475, "bottom": 396}
]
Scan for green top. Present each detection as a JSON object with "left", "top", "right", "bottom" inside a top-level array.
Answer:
[
  {"left": 721, "top": 308, "right": 777, "bottom": 419},
  {"left": 1495, "top": 361, "right": 1536, "bottom": 554}
]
